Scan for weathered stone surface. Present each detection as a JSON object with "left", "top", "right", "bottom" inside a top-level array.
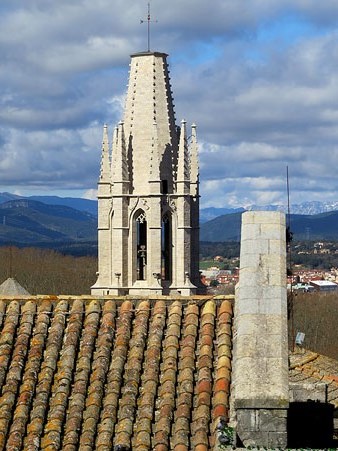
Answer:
[
  {"left": 289, "top": 382, "right": 327, "bottom": 403},
  {"left": 232, "top": 211, "right": 289, "bottom": 448}
]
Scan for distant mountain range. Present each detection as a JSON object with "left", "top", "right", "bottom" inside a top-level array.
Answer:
[
  {"left": 1, "top": 192, "right": 338, "bottom": 221},
  {"left": 0, "top": 199, "right": 97, "bottom": 248},
  {"left": 200, "top": 207, "right": 245, "bottom": 223},
  {"left": 0, "top": 192, "right": 97, "bottom": 217},
  {"left": 200, "top": 210, "right": 338, "bottom": 242},
  {"left": 1, "top": 193, "right": 338, "bottom": 249},
  {"left": 199, "top": 201, "right": 338, "bottom": 222}
]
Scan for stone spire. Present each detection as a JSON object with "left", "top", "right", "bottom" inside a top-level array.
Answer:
[
  {"left": 176, "top": 119, "right": 190, "bottom": 194},
  {"left": 123, "top": 52, "right": 178, "bottom": 193},
  {"left": 189, "top": 123, "right": 199, "bottom": 196},
  {"left": 99, "top": 124, "right": 110, "bottom": 182}
]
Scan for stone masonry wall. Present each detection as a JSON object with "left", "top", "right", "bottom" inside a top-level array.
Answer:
[{"left": 232, "top": 211, "right": 289, "bottom": 448}]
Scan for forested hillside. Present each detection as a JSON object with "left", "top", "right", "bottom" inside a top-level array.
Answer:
[
  {"left": 0, "top": 247, "right": 97, "bottom": 294},
  {"left": 0, "top": 200, "right": 97, "bottom": 245},
  {"left": 291, "top": 292, "right": 338, "bottom": 360}
]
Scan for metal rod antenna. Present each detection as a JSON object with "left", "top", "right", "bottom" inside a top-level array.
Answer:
[
  {"left": 287, "top": 166, "right": 292, "bottom": 283},
  {"left": 286, "top": 166, "right": 295, "bottom": 351},
  {"left": 147, "top": 2, "right": 150, "bottom": 52},
  {"left": 287, "top": 166, "right": 291, "bottom": 230},
  {"left": 140, "top": 2, "right": 158, "bottom": 52},
  {"left": 9, "top": 246, "right": 12, "bottom": 278}
]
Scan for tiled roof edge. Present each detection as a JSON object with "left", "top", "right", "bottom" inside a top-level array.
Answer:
[{"left": 289, "top": 350, "right": 319, "bottom": 370}]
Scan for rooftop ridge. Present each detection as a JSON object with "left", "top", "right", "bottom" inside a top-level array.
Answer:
[{"left": 0, "top": 294, "right": 232, "bottom": 302}]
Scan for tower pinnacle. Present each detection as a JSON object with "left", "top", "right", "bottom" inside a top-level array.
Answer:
[
  {"left": 112, "top": 121, "right": 129, "bottom": 193},
  {"left": 189, "top": 123, "right": 199, "bottom": 196},
  {"left": 177, "top": 119, "right": 190, "bottom": 195},
  {"left": 99, "top": 124, "right": 110, "bottom": 182}
]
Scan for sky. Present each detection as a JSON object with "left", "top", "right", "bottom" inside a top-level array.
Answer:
[{"left": 1, "top": 1, "right": 338, "bottom": 208}]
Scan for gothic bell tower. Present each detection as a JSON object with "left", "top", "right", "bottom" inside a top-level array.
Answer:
[{"left": 91, "top": 51, "right": 200, "bottom": 295}]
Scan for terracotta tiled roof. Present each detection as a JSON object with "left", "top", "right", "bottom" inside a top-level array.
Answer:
[
  {"left": 0, "top": 296, "right": 233, "bottom": 450},
  {"left": 290, "top": 349, "right": 338, "bottom": 408}
]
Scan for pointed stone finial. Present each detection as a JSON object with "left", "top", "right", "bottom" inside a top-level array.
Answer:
[
  {"left": 112, "top": 121, "right": 129, "bottom": 193},
  {"left": 189, "top": 123, "right": 199, "bottom": 195},
  {"left": 118, "top": 121, "right": 128, "bottom": 181},
  {"left": 99, "top": 124, "right": 110, "bottom": 181},
  {"left": 111, "top": 125, "right": 119, "bottom": 178},
  {"left": 177, "top": 119, "right": 190, "bottom": 188},
  {"left": 112, "top": 125, "right": 119, "bottom": 152}
]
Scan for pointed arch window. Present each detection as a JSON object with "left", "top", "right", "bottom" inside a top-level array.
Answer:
[
  {"left": 136, "top": 211, "right": 147, "bottom": 280},
  {"left": 161, "top": 212, "right": 172, "bottom": 281}
]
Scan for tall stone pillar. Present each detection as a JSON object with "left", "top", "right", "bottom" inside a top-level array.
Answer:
[{"left": 232, "top": 211, "right": 289, "bottom": 448}]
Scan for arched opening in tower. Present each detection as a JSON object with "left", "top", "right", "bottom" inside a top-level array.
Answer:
[
  {"left": 161, "top": 213, "right": 172, "bottom": 281},
  {"left": 136, "top": 211, "right": 147, "bottom": 280}
]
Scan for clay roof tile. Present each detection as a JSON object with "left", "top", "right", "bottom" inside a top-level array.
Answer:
[
  {"left": 202, "top": 300, "right": 216, "bottom": 316},
  {"left": 0, "top": 296, "right": 237, "bottom": 449},
  {"left": 0, "top": 301, "right": 20, "bottom": 391},
  {"left": 80, "top": 300, "right": 116, "bottom": 450},
  {"left": 24, "top": 300, "right": 69, "bottom": 450},
  {"left": 0, "top": 300, "right": 6, "bottom": 329},
  {"left": 218, "top": 300, "right": 233, "bottom": 317}
]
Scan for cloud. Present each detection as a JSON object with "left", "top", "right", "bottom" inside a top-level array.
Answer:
[
  {"left": 82, "top": 189, "right": 98, "bottom": 200},
  {"left": 1, "top": 0, "right": 338, "bottom": 208},
  {"left": 0, "top": 125, "right": 101, "bottom": 188}
]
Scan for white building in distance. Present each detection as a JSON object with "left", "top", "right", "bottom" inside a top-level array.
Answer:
[{"left": 91, "top": 51, "right": 200, "bottom": 296}]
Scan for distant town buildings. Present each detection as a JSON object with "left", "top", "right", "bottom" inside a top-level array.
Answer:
[
  {"left": 201, "top": 267, "right": 239, "bottom": 289},
  {"left": 201, "top": 239, "right": 338, "bottom": 292},
  {"left": 310, "top": 280, "right": 338, "bottom": 291}
]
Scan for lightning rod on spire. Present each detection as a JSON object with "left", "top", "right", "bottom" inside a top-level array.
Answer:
[{"left": 140, "top": 2, "right": 158, "bottom": 52}]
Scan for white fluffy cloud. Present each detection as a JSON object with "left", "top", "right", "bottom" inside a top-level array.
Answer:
[{"left": 1, "top": 0, "right": 338, "bottom": 207}]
